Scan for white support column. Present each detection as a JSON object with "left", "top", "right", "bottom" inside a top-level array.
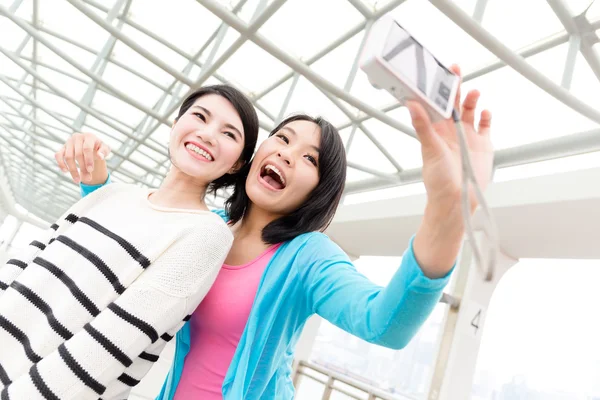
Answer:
[{"left": 427, "top": 235, "right": 518, "bottom": 400}]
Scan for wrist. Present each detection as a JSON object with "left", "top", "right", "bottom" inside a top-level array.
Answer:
[
  {"left": 413, "top": 199, "right": 466, "bottom": 279},
  {"left": 420, "top": 203, "right": 465, "bottom": 244},
  {"left": 82, "top": 164, "right": 109, "bottom": 186}
]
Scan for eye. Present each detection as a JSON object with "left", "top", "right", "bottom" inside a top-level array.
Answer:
[
  {"left": 305, "top": 154, "right": 318, "bottom": 167},
  {"left": 275, "top": 133, "right": 289, "bottom": 144},
  {"left": 193, "top": 112, "right": 206, "bottom": 122},
  {"left": 223, "top": 131, "right": 237, "bottom": 140}
]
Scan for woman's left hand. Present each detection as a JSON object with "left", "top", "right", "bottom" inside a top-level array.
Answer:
[
  {"left": 407, "top": 64, "right": 493, "bottom": 215},
  {"left": 409, "top": 64, "right": 494, "bottom": 278}
]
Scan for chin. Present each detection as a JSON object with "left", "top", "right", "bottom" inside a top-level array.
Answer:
[{"left": 246, "top": 184, "right": 280, "bottom": 209}]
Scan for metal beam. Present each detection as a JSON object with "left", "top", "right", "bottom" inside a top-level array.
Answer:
[
  {"left": 345, "top": 127, "right": 600, "bottom": 194},
  {"left": 562, "top": 35, "right": 580, "bottom": 89},
  {"left": 347, "top": 0, "right": 373, "bottom": 19},
  {"left": 1, "top": 75, "right": 137, "bottom": 135},
  {"left": 0, "top": 162, "right": 50, "bottom": 228},
  {"left": 319, "top": 88, "right": 406, "bottom": 171},
  {"left": 0, "top": 75, "right": 166, "bottom": 182},
  {"left": 65, "top": 0, "right": 194, "bottom": 87},
  {"left": 335, "top": 18, "right": 600, "bottom": 133},
  {"left": 4, "top": 161, "right": 77, "bottom": 200},
  {"left": 197, "top": 0, "right": 418, "bottom": 137},
  {"left": 429, "top": 0, "right": 600, "bottom": 124},
  {"left": 0, "top": 52, "right": 169, "bottom": 156},
  {"left": 0, "top": 132, "right": 76, "bottom": 186},
  {"left": 255, "top": 0, "right": 408, "bottom": 101},
  {"left": 472, "top": 0, "right": 489, "bottom": 23},
  {"left": 14, "top": 53, "right": 164, "bottom": 112},
  {"left": 72, "top": 0, "right": 132, "bottom": 130},
  {"left": 547, "top": 0, "right": 600, "bottom": 84},
  {"left": 121, "top": 0, "right": 286, "bottom": 165},
  {"left": 255, "top": 21, "right": 366, "bottom": 100},
  {"left": 25, "top": 23, "right": 177, "bottom": 95},
  {"left": 82, "top": 0, "right": 255, "bottom": 100},
  {"left": 0, "top": 6, "right": 173, "bottom": 128}
]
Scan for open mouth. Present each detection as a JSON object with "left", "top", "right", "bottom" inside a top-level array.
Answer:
[
  {"left": 185, "top": 142, "right": 213, "bottom": 161},
  {"left": 259, "top": 164, "right": 286, "bottom": 190}
]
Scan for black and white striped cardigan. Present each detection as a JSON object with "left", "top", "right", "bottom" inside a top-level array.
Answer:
[{"left": 0, "top": 184, "right": 232, "bottom": 399}]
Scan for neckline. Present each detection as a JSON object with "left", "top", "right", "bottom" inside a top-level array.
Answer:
[
  {"left": 144, "top": 189, "right": 214, "bottom": 215},
  {"left": 223, "top": 243, "right": 281, "bottom": 270}
]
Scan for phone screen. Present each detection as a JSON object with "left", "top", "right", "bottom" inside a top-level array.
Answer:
[{"left": 382, "top": 22, "right": 456, "bottom": 112}]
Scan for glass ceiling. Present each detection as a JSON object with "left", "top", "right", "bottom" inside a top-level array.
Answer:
[{"left": 0, "top": 0, "right": 599, "bottom": 223}]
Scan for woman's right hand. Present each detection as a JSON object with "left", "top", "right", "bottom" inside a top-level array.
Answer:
[{"left": 55, "top": 133, "right": 111, "bottom": 185}]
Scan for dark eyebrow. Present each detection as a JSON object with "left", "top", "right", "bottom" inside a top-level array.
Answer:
[
  {"left": 191, "top": 105, "right": 243, "bottom": 139},
  {"left": 280, "top": 126, "right": 296, "bottom": 136},
  {"left": 192, "top": 105, "right": 212, "bottom": 117},
  {"left": 280, "top": 126, "right": 319, "bottom": 153}
]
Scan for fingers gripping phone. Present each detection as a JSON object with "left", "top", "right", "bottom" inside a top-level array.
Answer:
[{"left": 359, "top": 13, "right": 459, "bottom": 122}]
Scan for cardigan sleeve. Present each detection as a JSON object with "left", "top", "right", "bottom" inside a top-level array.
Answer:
[
  {"left": 80, "top": 175, "right": 111, "bottom": 198},
  {"left": 298, "top": 233, "right": 453, "bottom": 349}
]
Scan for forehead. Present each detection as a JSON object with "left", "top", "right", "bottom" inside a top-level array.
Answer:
[
  {"left": 191, "top": 94, "right": 243, "bottom": 126},
  {"left": 283, "top": 120, "right": 321, "bottom": 145}
]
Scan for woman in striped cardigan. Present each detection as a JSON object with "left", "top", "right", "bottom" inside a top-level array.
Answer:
[{"left": 0, "top": 84, "right": 259, "bottom": 400}]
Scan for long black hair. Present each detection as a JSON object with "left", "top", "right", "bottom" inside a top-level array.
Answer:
[
  {"left": 175, "top": 84, "right": 259, "bottom": 194},
  {"left": 225, "top": 114, "right": 346, "bottom": 244}
]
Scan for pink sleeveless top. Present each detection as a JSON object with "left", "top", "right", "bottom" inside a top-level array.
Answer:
[{"left": 172, "top": 244, "right": 280, "bottom": 399}]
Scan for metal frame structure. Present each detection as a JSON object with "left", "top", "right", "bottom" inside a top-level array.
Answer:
[
  {"left": 1, "top": 0, "right": 600, "bottom": 397},
  {"left": 0, "top": 0, "right": 598, "bottom": 223}
]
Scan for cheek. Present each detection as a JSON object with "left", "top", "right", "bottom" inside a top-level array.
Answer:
[
  {"left": 219, "top": 140, "right": 244, "bottom": 166},
  {"left": 293, "top": 169, "right": 319, "bottom": 197},
  {"left": 170, "top": 119, "right": 193, "bottom": 144}
]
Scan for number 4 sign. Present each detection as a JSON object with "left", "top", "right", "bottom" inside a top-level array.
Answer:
[{"left": 462, "top": 301, "right": 486, "bottom": 339}]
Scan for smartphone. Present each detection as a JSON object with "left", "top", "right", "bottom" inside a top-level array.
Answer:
[{"left": 359, "top": 13, "right": 459, "bottom": 121}]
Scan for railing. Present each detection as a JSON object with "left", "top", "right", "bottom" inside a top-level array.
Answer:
[{"left": 293, "top": 360, "right": 419, "bottom": 400}]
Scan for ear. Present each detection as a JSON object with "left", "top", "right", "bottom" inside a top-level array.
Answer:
[{"left": 228, "top": 159, "right": 245, "bottom": 174}]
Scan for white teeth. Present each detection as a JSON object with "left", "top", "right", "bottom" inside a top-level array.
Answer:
[
  {"left": 185, "top": 143, "right": 213, "bottom": 161},
  {"left": 264, "top": 164, "right": 285, "bottom": 185}
]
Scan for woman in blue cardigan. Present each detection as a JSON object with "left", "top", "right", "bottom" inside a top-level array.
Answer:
[{"left": 64, "top": 66, "right": 493, "bottom": 399}]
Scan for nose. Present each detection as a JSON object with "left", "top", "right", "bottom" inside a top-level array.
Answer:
[
  {"left": 277, "top": 150, "right": 292, "bottom": 166},
  {"left": 196, "top": 126, "right": 218, "bottom": 147}
]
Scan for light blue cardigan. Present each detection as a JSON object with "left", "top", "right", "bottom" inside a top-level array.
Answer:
[{"left": 82, "top": 181, "right": 453, "bottom": 399}]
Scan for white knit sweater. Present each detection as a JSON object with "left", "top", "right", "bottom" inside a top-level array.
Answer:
[{"left": 0, "top": 184, "right": 232, "bottom": 400}]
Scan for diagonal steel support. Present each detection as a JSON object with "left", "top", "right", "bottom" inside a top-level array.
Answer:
[
  {"left": 430, "top": 0, "right": 600, "bottom": 124},
  {"left": 0, "top": 50, "right": 169, "bottom": 156},
  {"left": 197, "top": 0, "right": 418, "bottom": 138},
  {"left": 547, "top": 0, "right": 600, "bottom": 85},
  {"left": 319, "top": 88, "right": 406, "bottom": 171},
  {"left": 0, "top": 6, "right": 173, "bottom": 128},
  {"left": 0, "top": 75, "right": 166, "bottom": 182},
  {"left": 472, "top": 0, "right": 489, "bottom": 22},
  {"left": 72, "top": 0, "right": 132, "bottom": 130},
  {"left": 562, "top": 34, "right": 581, "bottom": 89},
  {"left": 345, "top": 126, "right": 600, "bottom": 194},
  {"left": 347, "top": 0, "right": 373, "bottom": 19},
  {"left": 117, "top": 0, "right": 287, "bottom": 169}
]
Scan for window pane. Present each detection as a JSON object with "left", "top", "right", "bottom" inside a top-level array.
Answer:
[{"left": 473, "top": 259, "right": 600, "bottom": 399}]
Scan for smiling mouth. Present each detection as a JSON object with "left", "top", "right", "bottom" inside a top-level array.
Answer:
[
  {"left": 185, "top": 142, "right": 213, "bottom": 161},
  {"left": 260, "top": 164, "right": 286, "bottom": 190}
]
